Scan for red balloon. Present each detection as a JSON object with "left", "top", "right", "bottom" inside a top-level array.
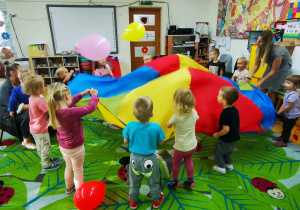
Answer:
[{"left": 74, "top": 181, "right": 106, "bottom": 210}]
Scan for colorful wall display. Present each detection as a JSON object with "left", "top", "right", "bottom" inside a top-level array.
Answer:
[{"left": 217, "top": 0, "right": 291, "bottom": 38}]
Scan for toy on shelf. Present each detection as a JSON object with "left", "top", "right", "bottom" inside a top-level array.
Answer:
[{"left": 290, "top": 118, "right": 300, "bottom": 145}]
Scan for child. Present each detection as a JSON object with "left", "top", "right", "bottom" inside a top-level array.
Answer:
[
  {"left": 273, "top": 75, "right": 300, "bottom": 147},
  {"left": 47, "top": 82, "right": 98, "bottom": 194},
  {"left": 205, "top": 48, "right": 225, "bottom": 76},
  {"left": 8, "top": 69, "right": 32, "bottom": 117},
  {"left": 167, "top": 88, "right": 199, "bottom": 188},
  {"left": 212, "top": 86, "right": 240, "bottom": 174},
  {"left": 143, "top": 54, "right": 153, "bottom": 64},
  {"left": 94, "top": 59, "right": 113, "bottom": 78},
  {"left": 24, "top": 75, "right": 60, "bottom": 170},
  {"left": 123, "top": 96, "right": 165, "bottom": 209},
  {"left": 55, "top": 67, "right": 79, "bottom": 85},
  {"left": 231, "top": 57, "right": 249, "bottom": 83}
]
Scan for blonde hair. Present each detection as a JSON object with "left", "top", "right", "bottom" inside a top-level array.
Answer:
[
  {"left": 23, "top": 75, "right": 44, "bottom": 95},
  {"left": 173, "top": 88, "right": 195, "bottom": 115},
  {"left": 143, "top": 54, "right": 153, "bottom": 60},
  {"left": 220, "top": 86, "right": 239, "bottom": 105},
  {"left": 55, "top": 67, "right": 67, "bottom": 77},
  {"left": 18, "top": 69, "right": 33, "bottom": 84},
  {"left": 133, "top": 96, "right": 153, "bottom": 123},
  {"left": 255, "top": 31, "right": 278, "bottom": 67},
  {"left": 47, "top": 82, "right": 70, "bottom": 129},
  {"left": 238, "top": 57, "right": 248, "bottom": 66},
  {"left": 286, "top": 75, "right": 300, "bottom": 89}
]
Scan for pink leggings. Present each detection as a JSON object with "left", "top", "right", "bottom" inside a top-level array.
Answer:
[
  {"left": 172, "top": 147, "right": 196, "bottom": 180},
  {"left": 59, "top": 145, "right": 85, "bottom": 190}
]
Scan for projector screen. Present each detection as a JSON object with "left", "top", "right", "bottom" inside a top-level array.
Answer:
[{"left": 47, "top": 5, "right": 118, "bottom": 54}]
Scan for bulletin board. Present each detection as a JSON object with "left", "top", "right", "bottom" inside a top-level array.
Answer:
[
  {"left": 217, "top": 0, "right": 291, "bottom": 38},
  {"left": 46, "top": 5, "right": 118, "bottom": 54}
]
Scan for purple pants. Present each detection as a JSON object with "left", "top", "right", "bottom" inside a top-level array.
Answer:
[{"left": 172, "top": 147, "right": 196, "bottom": 180}]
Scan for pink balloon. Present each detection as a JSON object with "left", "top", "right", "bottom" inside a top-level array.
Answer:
[{"left": 75, "top": 34, "right": 111, "bottom": 61}]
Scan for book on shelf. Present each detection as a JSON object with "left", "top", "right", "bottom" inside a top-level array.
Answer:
[
  {"left": 63, "top": 58, "right": 67, "bottom": 66},
  {"left": 48, "top": 59, "right": 52, "bottom": 67},
  {"left": 32, "top": 59, "right": 36, "bottom": 67},
  {"left": 52, "top": 69, "right": 55, "bottom": 77}
]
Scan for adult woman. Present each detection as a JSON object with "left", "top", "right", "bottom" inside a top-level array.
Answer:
[
  {"left": 0, "top": 63, "right": 36, "bottom": 149},
  {"left": 247, "top": 31, "right": 292, "bottom": 105}
]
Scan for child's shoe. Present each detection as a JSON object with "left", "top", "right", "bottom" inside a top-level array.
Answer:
[
  {"left": 272, "top": 136, "right": 283, "bottom": 141},
  {"left": 225, "top": 164, "right": 234, "bottom": 171},
  {"left": 50, "top": 157, "right": 60, "bottom": 163},
  {"left": 274, "top": 140, "right": 287, "bottom": 147},
  {"left": 129, "top": 198, "right": 138, "bottom": 209},
  {"left": 167, "top": 179, "right": 180, "bottom": 189},
  {"left": 66, "top": 185, "right": 75, "bottom": 195},
  {"left": 153, "top": 193, "right": 164, "bottom": 209},
  {"left": 212, "top": 165, "right": 226, "bottom": 174},
  {"left": 183, "top": 178, "right": 195, "bottom": 187},
  {"left": 43, "top": 163, "right": 60, "bottom": 171}
]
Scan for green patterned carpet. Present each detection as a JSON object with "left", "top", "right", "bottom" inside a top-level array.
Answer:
[{"left": 1, "top": 119, "right": 300, "bottom": 209}]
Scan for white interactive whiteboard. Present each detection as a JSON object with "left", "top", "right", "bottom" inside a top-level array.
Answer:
[{"left": 47, "top": 5, "right": 118, "bottom": 54}]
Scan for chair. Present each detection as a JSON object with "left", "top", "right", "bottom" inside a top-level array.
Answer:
[{"left": 219, "top": 54, "right": 233, "bottom": 73}]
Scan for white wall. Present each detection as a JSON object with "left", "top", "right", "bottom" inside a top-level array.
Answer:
[
  {"left": 5, "top": 0, "right": 250, "bottom": 75},
  {"left": 5, "top": 0, "right": 220, "bottom": 75}
]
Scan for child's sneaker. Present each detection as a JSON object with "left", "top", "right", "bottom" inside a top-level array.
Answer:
[
  {"left": 272, "top": 136, "right": 283, "bottom": 141},
  {"left": 167, "top": 179, "right": 180, "bottom": 189},
  {"left": 43, "top": 163, "right": 60, "bottom": 171},
  {"left": 225, "top": 164, "right": 234, "bottom": 171},
  {"left": 66, "top": 185, "right": 75, "bottom": 195},
  {"left": 50, "top": 157, "right": 60, "bottom": 163},
  {"left": 212, "top": 165, "right": 226, "bottom": 174},
  {"left": 183, "top": 178, "right": 195, "bottom": 187},
  {"left": 129, "top": 198, "right": 138, "bottom": 209},
  {"left": 153, "top": 193, "right": 164, "bottom": 209},
  {"left": 274, "top": 140, "right": 287, "bottom": 147}
]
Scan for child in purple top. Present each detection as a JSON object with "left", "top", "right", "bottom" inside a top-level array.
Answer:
[
  {"left": 8, "top": 69, "right": 32, "bottom": 117},
  {"left": 94, "top": 59, "right": 114, "bottom": 78},
  {"left": 273, "top": 75, "right": 300, "bottom": 147},
  {"left": 47, "top": 82, "right": 98, "bottom": 194}
]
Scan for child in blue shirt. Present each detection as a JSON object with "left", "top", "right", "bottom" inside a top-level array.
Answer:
[
  {"left": 123, "top": 96, "right": 165, "bottom": 209},
  {"left": 8, "top": 69, "right": 32, "bottom": 117}
]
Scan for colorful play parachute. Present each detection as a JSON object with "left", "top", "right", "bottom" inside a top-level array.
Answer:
[{"left": 68, "top": 54, "right": 276, "bottom": 140}]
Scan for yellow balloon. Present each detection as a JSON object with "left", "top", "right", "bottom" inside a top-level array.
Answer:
[{"left": 122, "top": 22, "right": 146, "bottom": 42}]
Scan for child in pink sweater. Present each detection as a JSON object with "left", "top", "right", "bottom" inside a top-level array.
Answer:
[
  {"left": 47, "top": 82, "right": 98, "bottom": 194},
  {"left": 24, "top": 75, "right": 61, "bottom": 170}
]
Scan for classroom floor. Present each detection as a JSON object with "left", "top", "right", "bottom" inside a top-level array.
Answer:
[{"left": 0, "top": 118, "right": 299, "bottom": 209}]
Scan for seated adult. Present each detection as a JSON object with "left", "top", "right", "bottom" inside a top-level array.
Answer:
[{"left": 0, "top": 63, "right": 36, "bottom": 149}]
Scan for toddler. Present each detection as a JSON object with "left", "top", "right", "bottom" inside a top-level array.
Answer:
[
  {"left": 8, "top": 69, "right": 32, "bottom": 117},
  {"left": 212, "top": 86, "right": 240, "bottom": 174},
  {"left": 123, "top": 96, "right": 165, "bottom": 209},
  {"left": 94, "top": 59, "right": 113, "bottom": 78},
  {"left": 47, "top": 82, "right": 98, "bottom": 194},
  {"left": 167, "top": 88, "right": 199, "bottom": 188},
  {"left": 143, "top": 54, "right": 153, "bottom": 64},
  {"left": 56, "top": 67, "right": 79, "bottom": 85},
  {"left": 205, "top": 48, "right": 225, "bottom": 76},
  {"left": 231, "top": 57, "right": 249, "bottom": 83},
  {"left": 24, "top": 75, "right": 60, "bottom": 170},
  {"left": 273, "top": 75, "right": 300, "bottom": 147}
]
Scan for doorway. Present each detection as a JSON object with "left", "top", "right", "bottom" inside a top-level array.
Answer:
[{"left": 129, "top": 7, "right": 161, "bottom": 71}]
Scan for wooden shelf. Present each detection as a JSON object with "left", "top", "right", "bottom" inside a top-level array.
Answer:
[{"left": 29, "top": 55, "right": 80, "bottom": 86}]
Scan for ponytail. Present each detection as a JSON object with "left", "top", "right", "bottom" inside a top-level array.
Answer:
[{"left": 47, "top": 82, "right": 69, "bottom": 129}]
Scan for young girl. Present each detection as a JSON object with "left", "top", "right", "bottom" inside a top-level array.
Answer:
[
  {"left": 94, "top": 59, "right": 113, "bottom": 78},
  {"left": 167, "top": 88, "right": 199, "bottom": 188},
  {"left": 273, "top": 75, "right": 300, "bottom": 147},
  {"left": 8, "top": 69, "right": 32, "bottom": 117},
  {"left": 47, "top": 82, "right": 98, "bottom": 194},
  {"left": 24, "top": 75, "right": 61, "bottom": 170},
  {"left": 231, "top": 57, "right": 249, "bottom": 83}
]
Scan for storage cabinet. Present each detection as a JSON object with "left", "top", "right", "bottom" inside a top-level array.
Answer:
[
  {"left": 165, "top": 22, "right": 210, "bottom": 66},
  {"left": 29, "top": 55, "right": 79, "bottom": 86}
]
